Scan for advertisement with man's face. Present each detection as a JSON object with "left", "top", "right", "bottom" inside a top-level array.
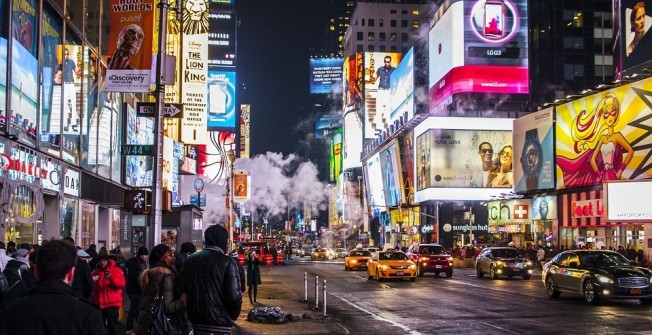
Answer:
[
  {"left": 389, "top": 48, "right": 413, "bottom": 127},
  {"left": 513, "top": 107, "right": 555, "bottom": 192},
  {"left": 363, "top": 52, "right": 401, "bottom": 139},
  {"left": 621, "top": 0, "right": 652, "bottom": 72},
  {"left": 556, "top": 77, "right": 652, "bottom": 189}
]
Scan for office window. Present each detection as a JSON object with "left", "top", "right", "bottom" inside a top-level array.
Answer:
[
  {"left": 379, "top": 19, "right": 383, "bottom": 27},
  {"left": 563, "top": 37, "right": 584, "bottom": 49},
  {"left": 357, "top": 32, "right": 363, "bottom": 40},
  {"left": 594, "top": 38, "right": 613, "bottom": 55},
  {"left": 390, "top": 45, "right": 397, "bottom": 52},
  {"left": 564, "top": 10, "right": 583, "bottom": 27},
  {"left": 380, "top": 45, "right": 386, "bottom": 52},
  {"left": 391, "top": 19, "right": 397, "bottom": 27},
  {"left": 361, "top": 19, "right": 365, "bottom": 26},
  {"left": 390, "top": 33, "right": 397, "bottom": 42},
  {"left": 368, "top": 32, "right": 375, "bottom": 41},
  {"left": 402, "top": 10, "right": 407, "bottom": 14},
  {"left": 412, "top": 10, "right": 419, "bottom": 15},
  {"left": 379, "top": 32, "right": 386, "bottom": 42},
  {"left": 391, "top": 9, "right": 397, "bottom": 14},
  {"left": 369, "top": 45, "right": 375, "bottom": 52},
  {"left": 369, "top": 19, "right": 375, "bottom": 27},
  {"left": 564, "top": 64, "right": 584, "bottom": 80},
  {"left": 401, "top": 33, "right": 409, "bottom": 42},
  {"left": 357, "top": 44, "right": 363, "bottom": 52},
  {"left": 402, "top": 20, "right": 408, "bottom": 28},
  {"left": 412, "top": 20, "right": 419, "bottom": 29}
]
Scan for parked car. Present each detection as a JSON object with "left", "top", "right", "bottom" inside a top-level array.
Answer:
[
  {"left": 543, "top": 250, "right": 652, "bottom": 305},
  {"left": 475, "top": 247, "right": 533, "bottom": 280},
  {"left": 344, "top": 249, "right": 372, "bottom": 271},
  {"left": 406, "top": 243, "right": 454, "bottom": 277},
  {"left": 367, "top": 250, "right": 417, "bottom": 282}
]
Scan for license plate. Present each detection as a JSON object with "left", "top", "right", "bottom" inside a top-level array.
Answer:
[
  {"left": 630, "top": 289, "right": 642, "bottom": 295},
  {"left": 396, "top": 271, "right": 404, "bottom": 276},
  {"left": 435, "top": 265, "right": 442, "bottom": 269}
]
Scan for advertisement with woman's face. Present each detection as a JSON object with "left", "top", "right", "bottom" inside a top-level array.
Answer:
[{"left": 623, "top": 0, "right": 652, "bottom": 70}]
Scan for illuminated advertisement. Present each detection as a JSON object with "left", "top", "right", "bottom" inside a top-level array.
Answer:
[
  {"left": 532, "top": 195, "right": 557, "bottom": 220},
  {"left": 198, "top": 131, "right": 234, "bottom": 182},
  {"left": 389, "top": 48, "right": 413, "bottom": 127},
  {"left": 105, "top": 0, "right": 155, "bottom": 92},
  {"left": 10, "top": 0, "right": 38, "bottom": 146},
  {"left": 621, "top": 0, "right": 652, "bottom": 73},
  {"left": 181, "top": 0, "right": 209, "bottom": 145},
  {"left": 162, "top": 136, "right": 174, "bottom": 191},
  {"left": 0, "top": 0, "right": 5, "bottom": 132},
  {"left": 125, "top": 104, "right": 154, "bottom": 187},
  {"left": 329, "top": 128, "right": 342, "bottom": 182},
  {"left": 342, "top": 111, "right": 363, "bottom": 170},
  {"left": 400, "top": 130, "right": 415, "bottom": 202},
  {"left": 240, "top": 104, "right": 250, "bottom": 158},
  {"left": 513, "top": 107, "right": 555, "bottom": 192},
  {"left": 165, "top": 3, "right": 182, "bottom": 104},
  {"left": 38, "top": 7, "right": 60, "bottom": 152},
  {"left": 315, "top": 112, "right": 342, "bottom": 139},
  {"left": 309, "top": 57, "right": 343, "bottom": 94},
  {"left": 363, "top": 52, "right": 402, "bottom": 139},
  {"left": 207, "top": 69, "right": 236, "bottom": 129},
  {"left": 48, "top": 45, "right": 89, "bottom": 136},
  {"left": 428, "top": 0, "right": 529, "bottom": 112},
  {"left": 604, "top": 180, "right": 652, "bottom": 221},
  {"left": 364, "top": 153, "right": 386, "bottom": 211},
  {"left": 414, "top": 117, "right": 513, "bottom": 201},
  {"left": 208, "top": 9, "right": 236, "bottom": 67},
  {"left": 379, "top": 140, "right": 404, "bottom": 207},
  {"left": 342, "top": 53, "right": 362, "bottom": 113},
  {"left": 556, "top": 77, "right": 652, "bottom": 188},
  {"left": 487, "top": 199, "right": 532, "bottom": 225}
]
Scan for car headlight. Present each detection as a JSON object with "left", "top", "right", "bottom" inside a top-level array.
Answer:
[
  {"left": 409, "top": 263, "right": 416, "bottom": 270},
  {"left": 495, "top": 260, "right": 504, "bottom": 266},
  {"left": 649, "top": 276, "right": 652, "bottom": 284},
  {"left": 351, "top": 259, "right": 357, "bottom": 264},
  {"left": 595, "top": 274, "right": 614, "bottom": 284},
  {"left": 420, "top": 257, "right": 428, "bottom": 262},
  {"left": 380, "top": 265, "right": 388, "bottom": 270},
  {"left": 448, "top": 257, "right": 454, "bottom": 262},
  {"left": 526, "top": 261, "right": 533, "bottom": 267}
]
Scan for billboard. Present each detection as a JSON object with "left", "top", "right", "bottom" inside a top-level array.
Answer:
[
  {"left": 604, "top": 180, "right": 652, "bottom": 221},
  {"left": 400, "top": 130, "right": 415, "bottom": 203},
  {"left": 620, "top": 0, "right": 652, "bottom": 73},
  {"left": 379, "top": 140, "right": 404, "bottom": 207},
  {"left": 125, "top": 104, "right": 154, "bottom": 187},
  {"left": 206, "top": 69, "right": 236, "bottom": 129},
  {"left": 363, "top": 52, "right": 402, "bottom": 139},
  {"left": 512, "top": 107, "right": 555, "bottom": 192},
  {"left": 414, "top": 117, "right": 513, "bottom": 201},
  {"left": 364, "top": 153, "right": 387, "bottom": 211},
  {"left": 315, "top": 112, "right": 342, "bottom": 139},
  {"left": 329, "top": 128, "right": 342, "bottom": 182},
  {"left": 105, "top": 0, "right": 155, "bottom": 92},
  {"left": 389, "top": 48, "right": 414, "bottom": 127},
  {"left": 342, "top": 53, "right": 363, "bottom": 113},
  {"left": 556, "top": 77, "right": 652, "bottom": 189},
  {"left": 342, "top": 111, "right": 363, "bottom": 170},
  {"left": 310, "top": 57, "right": 343, "bottom": 94},
  {"left": 208, "top": 9, "right": 236, "bottom": 67},
  {"left": 428, "top": 0, "right": 529, "bottom": 112}
]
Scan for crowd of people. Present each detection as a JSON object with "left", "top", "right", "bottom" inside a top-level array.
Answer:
[{"left": 0, "top": 224, "right": 257, "bottom": 335}]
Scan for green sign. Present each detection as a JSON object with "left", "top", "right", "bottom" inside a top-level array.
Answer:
[{"left": 121, "top": 145, "right": 154, "bottom": 156}]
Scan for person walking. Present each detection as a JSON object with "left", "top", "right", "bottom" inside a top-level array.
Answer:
[
  {"left": 246, "top": 251, "right": 262, "bottom": 304},
  {"left": 125, "top": 246, "right": 148, "bottom": 334},
  {"left": 134, "top": 244, "right": 186, "bottom": 335},
  {"left": 91, "top": 254, "right": 126, "bottom": 335},
  {"left": 179, "top": 224, "right": 243, "bottom": 335},
  {"left": 270, "top": 244, "right": 278, "bottom": 266},
  {"left": 537, "top": 247, "right": 546, "bottom": 270},
  {"left": 0, "top": 240, "right": 105, "bottom": 334}
]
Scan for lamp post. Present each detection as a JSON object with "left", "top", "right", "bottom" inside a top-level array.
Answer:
[{"left": 226, "top": 149, "right": 236, "bottom": 252}]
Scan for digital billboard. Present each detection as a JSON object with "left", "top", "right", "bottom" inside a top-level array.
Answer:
[
  {"left": 315, "top": 112, "right": 342, "bottom": 139},
  {"left": 342, "top": 53, "right": 362, "bottom": 113},
  {"left": 620, "top": 0, "right": 652, "bottom": 73},
  {"left": 389, "top": 48, "right": 414, "bottom": 127},
  {"left": 208, "top": 9, "right": 236, "bottom": 67},
  {"left": 363, "top": 52, "right": 401, "bottom": 139},
  {"left": 364, "top": 152, "right": 386, "bottom": 211},
  {"left": 556, "top": 77, "right": 652, "bottom": 189},
  {"left": 342, "top": 111, "right": 363, "bottom": 170},
  {"left": 379, "top": 140, "right": 404, "bottom": 207},
  {"left": 207, "top": 69, "right": 236, "bottom": 129},
  {"left": 400, "top": 130, "right": 415, "bottom": 202},
  {"left": 513, "top": 107, "right": 555, "bottom": 192},
  {"left": 429, "top": 0, "right": 529, "bottom": 113},
  {"left": 125, "top": 104, "right": 154, "bottom": 187},
  {"left": 414, "top": 117, "right": 513, "bottom": 201},
  {"left": 310, "top": 57, "right": 343, "bottom": 94},
  {"left": 329, "top": 128, "right": 342, "bottom": 182}
]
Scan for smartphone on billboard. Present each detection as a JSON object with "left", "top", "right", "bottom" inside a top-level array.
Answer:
[
  {"left": 484, "top": 0, "right": 505, "bottom": 38},
  {"left": 209, "top": 83, "right": 227, "bottom": 115}
]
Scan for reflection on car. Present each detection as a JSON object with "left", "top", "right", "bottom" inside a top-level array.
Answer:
[
  {"left": 367, "top": 250, "right": 417, "bottom": 282},
  {"left": 475, "top": 247, "right": 533, "bottom": 280},
  {"left": 344, "top": 249, "right": 371, "bottom": 271},
  {"left": 543, "top": 250, "right": 652, "bottom": 305}
]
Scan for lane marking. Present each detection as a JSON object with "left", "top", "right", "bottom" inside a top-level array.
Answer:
[
  {"left": 330, "top": 292, "right": 424, "bottom": 335},
  {"left": 476, "top": 321, "right": 521, "bottom": 334}
]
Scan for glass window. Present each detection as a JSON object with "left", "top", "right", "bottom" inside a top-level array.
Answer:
[
  {"left": 83, "top": 45, "right": 102, "bottom": 175},
  {"left": 379, "top": 32, "right": 386, "bottom": 42},
  {"left": 60, "top": 28, "right": 84, "bottom": 165},
  {"left": 390, "top": 9, "right": 396, "bottom": 14},
  {"left": 109, "top": 92, "right": 122, "bottom": 183},
  {"left": 402, "top": 20, "right": 408, "bottom": 28},
  {"left": 0, "top": 0, "right": 7, "bottom": 131},
  {"left": 110, "top": 209, "right": 120, "bottom": 250},
  {"left": 39, "top": 4, "right": 63, "bottom": 156},
  {"left": 390, "top": 45, "right": 397, "bottom": 52},
  {"left": 81, "top": 202, "right": 96, "bottom": 249},
  {"left": 357, "top": 44, "right": 363, "bottom": 52},
  {"left": 379, "top": 45, "right": 386, "bottom": 52},
  {"left": 564, "top": 64, "right": 584, "bottom": 80},
  {"left": 368, "top": 32, "right": 375, "bottom": 41},
  {"left": 357, "top": 31, "right": 363, "bottom": 41},
  {"left": 368, "top": 19, "right": 374, "bottom": 27},
  {"left": 379, "top": 19, "right": 383, "bottom": 27},
  {"left": 361, "top": 19, "right": 365, "bottom": 26},
  {"left": 61, "top": 198, "right": 78, "bottom": 240},
  {"left": 390, "top": 33, "right": 397, "bottom": 42},
  {"left": 401, "top": 10, "right": 407, "bottom": 14},
  {"left": 564, "top": 10, "right": 583, "bottom": 27},
  {"left": 402, "top": 33, "right": 409, "bottom": 42},
  {"left": 391, "top": 20, "right": 397, "bottom": 27},
  {"left": 368, "top": 44, "right": 375, "bottom": 52},
  {"left": 412, "top": 20, "right": 420, "bottom": 29},
  {"left": 412, "top": 10, "right": 419, "bottom": 15},
  {"left": 125, "top": 103, "right": 154, "bottom": 187}
]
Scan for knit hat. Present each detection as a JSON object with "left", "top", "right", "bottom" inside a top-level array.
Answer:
[
  {"left": 15, "top": 249, "right": 29, "bottom": 258},
  {"left": 137, "top": 246, "right": 149, "bottom": 256},
  {"left": 149, "top": 244, "right": 170, "bottom": 266},
  {"left": 204, "top": 224, "right": 228, "bottom": 249}
]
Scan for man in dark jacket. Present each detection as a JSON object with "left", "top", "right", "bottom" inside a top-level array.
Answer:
[
  {"left": 125, "top": 246, "right": 148, "bottom": 333},
  {"left": 63, "top": 237, "right": 94, "bottom": 299},
  {"left": 180, "top": 224, "right": 242, "bottom": 335},
  {"left": 0, "top": 240, "right": 105, "bottom": 334}
]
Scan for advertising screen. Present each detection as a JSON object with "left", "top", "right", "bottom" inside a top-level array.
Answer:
[
  {"left": 364, "top": 153, "right": 386, "bottom": 211},
  {"left": 208, "top": 9, "right": 236, "bottom": 67},
  {"left": 379, "top": 140, "right": 404, "bottom": 207},
  {"left": 513, "top": 107, "right": 555, "bottom": 192},
  {"left": 400, "top": 130, "right": 415, "bottom": 202},
  {"left": 329, "top": 128, "right": 342, "bottom": 182},
  {"left": 389, "top": 48, "right": 414, "bottom": 127},
  {"left": 363, "top": 52, "right": 402, "bottom": 139},
  {"left": 342, "top": 111, "right": 363, "bottom": 170},
  {"left": 605, "top": 180, "right": 652, "bottom": 221},
  {"left": 125, "top": 104, "right": 154, "bottom": 187},
  {"left": 621, "top": 0, "right": 652, "bottom": 73},
  {"left": 310, "top": 57, "right": 343, "bottom": 94},
  {"left": 207, "top": 69, "right": 236, "bottom": 129},
  {"left": 315, "top": 112, "right": 342, "bottom": 139},
  {"left": 343, "top": 53, "right": 363, "bottom": 113},
  {"left": 556, "top": 77, "right": 652, "bottom": 189}
]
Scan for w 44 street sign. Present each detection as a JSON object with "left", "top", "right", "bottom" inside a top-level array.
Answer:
[
  {"left": 136, "top": 102, "right": 183, "bottom": 118},
  {"left": 121, "top": 145, "right": 154, "bottom": 156}
]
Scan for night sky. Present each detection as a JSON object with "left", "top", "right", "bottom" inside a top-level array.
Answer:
[{"left": 235, "top": 0, "right": 333, "bottom": 157}]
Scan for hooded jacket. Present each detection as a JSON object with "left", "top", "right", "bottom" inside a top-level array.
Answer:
[{"left": 90, "top": 258, "right": 126, "bottom": 309}]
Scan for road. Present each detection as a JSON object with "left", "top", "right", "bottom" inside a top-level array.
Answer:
[{"left": 279, "top": 257, "right": 652, "bottom": 335}]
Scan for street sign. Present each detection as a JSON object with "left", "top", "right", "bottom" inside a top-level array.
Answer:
[
  {"left": 136, "top": 102, "right": 183, "bottom": 118},
  {"left": 193, "top": 178, "right": 204, "bottom": 192},
  {"left": 121, "top": 145, "right": 154, "bottom": 156},
  {"left": 190, "top": 194, "right": 206, "bottom": 207}
]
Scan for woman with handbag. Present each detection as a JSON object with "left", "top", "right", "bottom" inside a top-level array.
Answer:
[{"left": 134, "top": 244, "right": 186, "bottom": 335}]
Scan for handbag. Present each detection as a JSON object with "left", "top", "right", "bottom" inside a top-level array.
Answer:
[{"left": 147, "top": 276, "right": 179, "bottom": 335}]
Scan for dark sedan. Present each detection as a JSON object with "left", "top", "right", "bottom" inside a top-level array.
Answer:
[
  {"left": 543, "top": 250, "right": 652, "bottom": 304},
  {"left": 475, "top": 247, "right": 533, "bottom": 280}
]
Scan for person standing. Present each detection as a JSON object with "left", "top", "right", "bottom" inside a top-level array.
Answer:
[
  {"left": 0, "top": 240, "right": 105, "bottom": 334},
  {"left": 246, "top": 251, "right": 262, "bottom": 304},
  {"left": 125, "top": 246, "right": 148, "bottom": 334},
  {"left": 270, "top": 244, "right": 278, "bottom": 266},
  {"left": 179, "top": 224, "right": 242, "bottom": 335},
  {"left": 174, "top": 242, "right": 196, "bottom": 272},
  {"left": 62, "top": 237, "right": 95, "bottom": 299},
  {"left": 0, "top": 241, "right": 12, "bottom": 272},
  {"left": 537, "top": 247, "right": 546, "bottom": 270},
  {"left": 91, "top": 254, "right": 126, "bottom": 335}
]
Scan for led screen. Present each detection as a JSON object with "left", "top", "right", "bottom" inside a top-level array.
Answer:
[
  {"left": 379, "top": 140, "right": 404, "bottom": 207},
  {"left": 400, "top": 130, "right": 415, "bottom": 202},
  {"left": 342, "top": 53, "right": 362, "bottom": 113},
  {"left": 208, "top": 9, "right": 236, "bottom": 67},
  {"left": 310, "top": 57, "right": 343, "bottom": 94},
  {"left": 329, "top": 128, "right": 342, "bottom": 182},
  {"left": 389, "top": 48, "right": 414, "bottom": 127},
  {"left": 363, "top": 52, "right": 401, "bottom": 139},
  {"left": 315, "top": 112, "right": 342, "bottom": 139},
  {"left": 513, "top": 107, "right": 555, "bottom": 192},
  {"left": 621, "top": 0, "right": 652, "bottom": 73},
  {"left": 364, "top": 153, "right": 386, "bottom": 211},
  {"left": 207, "top": 69, "right": 236, "bottom": 129},
  {"left": 125, "top": 104, "right": 154, "bottom": 187},
  {"left": 342, "top": 111, "right": 363, "bottom": 170},
  {"left": 556, "top": 77, "right": 652, "bottom": 189}
]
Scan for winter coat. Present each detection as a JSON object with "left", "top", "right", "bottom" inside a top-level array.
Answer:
[
  {"left": 134, "top": 264, "right": 185, "bottom": 335},
  {"left": 125, "top": 256, "right": 147, "bottom": 295},
  {"left": 71, "top": 257, "right": 94, "bottom": 299},
  {"left": 231, "top": 256, "right": 246, "bottom": 292},
  {"left": 90, "top": 259, "right": 126, "bottom": 309},
  {"left": 246, "top": 257, "right": 262, "bottom": 286}
]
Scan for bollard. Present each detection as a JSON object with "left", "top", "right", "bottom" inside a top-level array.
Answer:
[
  {"left": 304, "top": 272, "right": 308, "bottom": 302},
  {"left": 314, "top": 275, "right": 319, "bottom": 309},
  {"left": 323, "top": 279, "right": 327, "bottom": 318}
]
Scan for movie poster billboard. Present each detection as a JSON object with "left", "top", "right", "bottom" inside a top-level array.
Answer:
[
  {"left": 379, "top": 140, "right": 404, "bottom": 207},
  {"left": 513, "top": 107, "right": 555, "bottom": 192},
  {"left": 620, "top": 0, "right": 652, "bottom": 74},
  {"left": 105, "top": 0, "right": 155, "bottom": 92},
  {"left": 309, "top": 57, "right": 343, "bottom": 94},
  {"left": 363, "top": 52, "right": 401, "bottom": 139},
  {"left": 207, "top": 69, "right": 236, "bottom": 129},
  {"left": 125, "top": 104, "right": 154, "bottom": 187},
  {"left": 556, "top": 77, "right": 652, "bottom": 189},
  {"left": 389, "top": 48, "right": 413, "bottom": 127},
  {"left": 208, "top": 9, "right": 236, "bottom": 67}
]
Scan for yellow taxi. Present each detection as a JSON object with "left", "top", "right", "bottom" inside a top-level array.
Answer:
[
  {"left": 344, "top": 249, "right": 372, "bottom": 271},
  {"left": 311, "top": 247, "right": 332, "bottom": 261},
  {"left": 367, "top": 249, "right": 417, "bottom": 282}
]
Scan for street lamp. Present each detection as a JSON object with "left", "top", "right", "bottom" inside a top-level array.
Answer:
[{"left": 226, "top": 149, "right": 236, "bottom": 252}]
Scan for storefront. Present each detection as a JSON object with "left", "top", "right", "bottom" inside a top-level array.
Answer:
[
  {"left": 486, "top": 199, "right": 533, "bottom": 247},
  {"left": 560, "top": 189, "right": 614, "bottom": 249}
]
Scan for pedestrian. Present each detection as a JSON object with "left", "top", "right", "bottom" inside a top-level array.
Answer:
[
  {"left": 6, "top": 247, "right": 37, "bottom": 288},
  {"left": 270, "top": 244, "right": 278, "bottom": 266},
  {"left": 6, "top": 241, "right": 16, "bottom": 258},
  {"left": 0, "top": 242, "right": 12, "bottom": 272},
  {"left": 90, "top": 245, "right": 109, "bottom": 270},
  {"left": 86, "top": 243, "right": 99, "bottom": 258},
  {"left": 0, "top": 240, "right": 105, "bottom": 333},
  {"left": 537, "top": 247, "right": 545, "bottom": 270},
  {"left": 174, "top": 242, "right": 197, "bottom": 272},
  {"left": 91, "top": 254, "right": 126, "bottom": 335},
  {"left": 125, "top": 246, "right": 148, "bottom": 334},
  {"left": 637, "top": 249, "right": 646, "bottom": 266},
  {"left": 246, "top": 251, "right": 262, "bottom": 304},
  {"left": 230, "top": 251, "right": 246, "bottom": 295},
  {"left": 62, "top": 237, "right": 95, "bottom": 299},
  {"left": 179, "top": 224, "right": 243, "bottom": 335},
  {"left": 134, "top": 244, "right": 186, "bottom": 335},
  {"left": 1, "top": 259, "right": 28, "bottom": 303}
]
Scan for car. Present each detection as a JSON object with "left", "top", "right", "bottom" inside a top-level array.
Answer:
[
  {"left": 311, "top": 247, "right": 331, "bottom": 261},
  {"left": 406, "top": 243, "right": 454, "bottom": 277},
  {"left": 475, "top": 247, "right": 533, "bottom": 280},
  {"left": 299, "top": 246, "right": 313, "bottom": 257},
  {"left": 367, "top": 249, "right": 417, "bottom": 282},
  {"left": 542, "top": 250, "right": 652, "bottom": 305},
  {"left": 344, "top": 249, "right": 372, "bottom": 270},
  {"left": 335, "top": 248, "right": 348, "bottom": 258}
]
